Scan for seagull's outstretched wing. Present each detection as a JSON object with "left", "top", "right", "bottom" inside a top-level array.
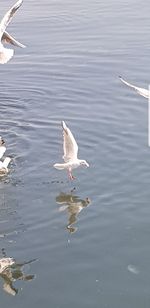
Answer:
[
  {"left": 0, "top": 146, "right": 6, "bottom": 159},
  {"left": 119, "top": 76, "right": 149, "bottom": 99},
  {"left": 62, "top": 121, "right": 78, "bottom": 162},
  {"left": 0, "top": 0, "right": 23, "bottom": 40},
  {"left": 2, "top": 31, "right": 26, "bottom": 48},
  {"left": 2, "top": 157, "right": 11, "bottom": 169}
]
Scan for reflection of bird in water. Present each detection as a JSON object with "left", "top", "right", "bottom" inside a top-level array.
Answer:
[
  {"left": 0, "top": 257, "right": 15, "bottom": 273},
  {"left": 0, "top": 254, "right": 36, "bottom": 296},
  {"left": 56, "top": 192, "right": 91, "bottom": 233}
]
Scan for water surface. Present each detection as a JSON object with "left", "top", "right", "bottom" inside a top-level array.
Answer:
[{"left": 0, "top": 0, "right": 150, "bottom": 307}]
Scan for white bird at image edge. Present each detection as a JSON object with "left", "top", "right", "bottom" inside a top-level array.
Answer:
[
  {"left": 0, "top": 0, "right": 25, "bottom": 64},
  {"left": 0, "top": 157, "right": 11, "bottom": 175},
  {"left": 119, "top": 76, "right": 149, "bottom": 99},
  {"left": 0, "top": 136, "right": 6, "bottom": 159}
]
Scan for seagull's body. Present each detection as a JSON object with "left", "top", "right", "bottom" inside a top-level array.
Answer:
[
  {"left": 119, "top": 76, "right": 149, "bottom": 99},
  {"left": 54, "top": 121, "right": 89, "bottom": 180},
  {"left": 0, "top": 0, "right": 25, "bottom": 64},
  {"left": 0, "top": 157, "right": 11, "bottom": 175}
]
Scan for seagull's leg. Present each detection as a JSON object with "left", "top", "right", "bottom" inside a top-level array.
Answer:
[
  {"left": 71, "top": 173, "right": 76, "bottom": 180},
  {"left": 67, "top": 169, "right": 71, "bottom": 180},
  {"left": 68, "top": 168, "right": 76, "bottom": 180},
  {"left": 68, "top": 169, "right": 73, "bottom": 180}
]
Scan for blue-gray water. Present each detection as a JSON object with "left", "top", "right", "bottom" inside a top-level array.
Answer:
[{"left": 0, "top": 0, "right": 150, "bottom": 306}]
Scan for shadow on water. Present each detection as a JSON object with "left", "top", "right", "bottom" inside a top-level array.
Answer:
[
  {"left": 0, "top": 250, "right": 36, "bottom": 296},
  {"left": 56, "top": 191, "right": 91, "bottom": 233}
]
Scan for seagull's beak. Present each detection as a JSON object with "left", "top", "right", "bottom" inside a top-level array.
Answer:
[{"left": 1, "top": 138, "right": 5, "bottom": 145}]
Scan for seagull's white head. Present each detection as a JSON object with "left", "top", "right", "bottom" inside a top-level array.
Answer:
[
  {"left": 79, "top": 160, "right": 89, "bottom": 168},
  {"left": 0, "top": 136, "right": 5, "bottom": 146}
]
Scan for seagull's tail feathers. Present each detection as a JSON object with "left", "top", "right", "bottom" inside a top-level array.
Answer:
[
  {"left": 3, "top": 157, "right": 11, "bottom": 169},
  {"left": 0, "top": 47, "right": 14, "bottom": 64},
  {"left": 53, "top": 163, "right": 67, "bottom": 170}
]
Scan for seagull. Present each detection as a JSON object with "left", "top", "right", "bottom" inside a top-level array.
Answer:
[
  {"left": 119, "top": 76, "right": 149, "bottom": 99},
  {"left": 54, "top": 121, "right": 89, "bottom": 180},
  {"left": 0, "top": 137, "right": 6, "bottom": 159},
  {"left": 0, "top": 0, "right": 25, "bottom": 64},
  {"left": 0, "top": 157, "right": 11, "bottom": 175}
]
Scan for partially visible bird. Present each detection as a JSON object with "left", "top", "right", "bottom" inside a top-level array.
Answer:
[
  {"left": 54, "top": 121, "right": 89, "bottom": 180},
  {"left": 0, "top": 157, "right": 11, "bottom": 175},
  {"left": 0, "top": 0, "right": 25, "bottom": 64},
  {"left": 0, "top": 137, "right": 6, "bottom": 159},
  {"left": 119, "top": 76, "right": 149, "bottom": 99}
]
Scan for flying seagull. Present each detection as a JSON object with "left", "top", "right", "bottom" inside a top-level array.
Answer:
[
  {"left": 54, "top": 121, "right": 89, "bottom": 180},
  {"left": 119, "top": 76, "right": 149, "bottom": 99},
  {"left": 0, "top": 0, "right": 25, "bottom": 64},
  {"left": 0, "top": 137, "right": 6, "bottom": 159},
  {"left": 0, "top": 157, "right": 11, "bottom": 175}
]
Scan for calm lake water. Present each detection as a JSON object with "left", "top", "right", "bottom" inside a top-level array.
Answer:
[{"left": 0, "top": 0, "right": 150, "bottom": 306}]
